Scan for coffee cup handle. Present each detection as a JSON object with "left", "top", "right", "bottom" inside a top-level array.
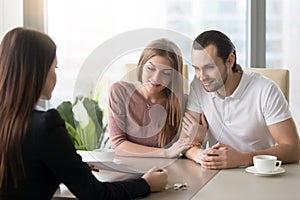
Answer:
[{"left": 274, "top": 160, "right": 282, "bottom": 170}]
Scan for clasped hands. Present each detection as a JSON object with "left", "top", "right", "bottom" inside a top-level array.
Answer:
[
  {"left": 181, "top": 112, "right": 247, "bottom": 169},
  {"left": 197, "top": 142, "right": 248, "bottom": 169}
]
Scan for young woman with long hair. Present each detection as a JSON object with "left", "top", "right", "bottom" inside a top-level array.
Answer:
[
  {"left": 0, "top": 27, "right": 168, "bottom": 199},
  {"left": 108, "top": 38, "right": 190, "bottom": 157}
]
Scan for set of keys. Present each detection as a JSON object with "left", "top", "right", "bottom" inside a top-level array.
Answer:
[{"left": 165, "top": 183, "right": 187, "bottom": 190}]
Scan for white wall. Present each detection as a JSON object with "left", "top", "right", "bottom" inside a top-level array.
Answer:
[{"left": 0, "top": 0, "right": 23, "bottom": 40}]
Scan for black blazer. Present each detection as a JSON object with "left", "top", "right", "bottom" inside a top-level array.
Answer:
[{"left": 0, "top": 109, "right": 150, "bottom": 200}]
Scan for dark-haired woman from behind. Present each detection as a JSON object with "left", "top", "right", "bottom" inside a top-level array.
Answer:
[{"left": 0, "top": 27, "right": 168, "bottom": 200}]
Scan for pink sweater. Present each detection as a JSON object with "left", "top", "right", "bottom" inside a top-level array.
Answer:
[
  {"left": 108, "top": 81, "right": 187, "bottom": 148},
  {"left": 108, "top": 81, "right": 164, "bottom": 147}
]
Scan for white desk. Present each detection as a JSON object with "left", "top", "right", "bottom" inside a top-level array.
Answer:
[
  {"left": 192, "top": 163, "right": 300, "bottom": 200},
  {"left": 53, "top": 151, "right": 218, "bottom": 199},
  {"left": 53, "top": 151, "right": 300, "bottom": 200}
]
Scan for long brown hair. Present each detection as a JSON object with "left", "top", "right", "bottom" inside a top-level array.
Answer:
[
  {"left": 137, "top": 38, "right": 184, "bottom": 147},
  {"left": 0, "top": 27, "right": 56, "bottom": 188}
]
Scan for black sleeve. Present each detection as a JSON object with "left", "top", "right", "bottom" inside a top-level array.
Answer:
[{"left": 38, "top": 109, "right": 150, "bottom": 200}]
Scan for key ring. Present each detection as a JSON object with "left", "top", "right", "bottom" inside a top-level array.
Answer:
[{"left": 165, "top": 183, "right": 187, "bottom": 190}]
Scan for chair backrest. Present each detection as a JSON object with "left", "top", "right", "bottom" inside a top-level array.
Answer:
[
  {"left": 244, "top": 68, "right": 289, "bottom": 102},
  {"left": 125, "top": 63, "right": 189, "bottom": 93}
]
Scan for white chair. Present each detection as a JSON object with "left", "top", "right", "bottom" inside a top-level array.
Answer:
[{"left": 244, "top": 68, "right": 289, "bottom": 103}]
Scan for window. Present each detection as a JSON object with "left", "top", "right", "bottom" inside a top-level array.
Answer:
[
  {"left": 0, "top": 0, "right": 23, "bottom": 39},
  {"left": 266, "top": 0, "right": 300, "bottom": 129},
  {"left": 47, "top": 0, "right": 247, "bottom": 113},
  {"left": 4, "top": 0, "right": 299, "bottom": 133}
]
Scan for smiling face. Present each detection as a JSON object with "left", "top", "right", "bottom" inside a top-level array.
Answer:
[
  {"left": 192, "top": 44, "right": 228, "bottom": 92},
  {"left": 141, "top": 55, "right": 173, "bottom": 97}
]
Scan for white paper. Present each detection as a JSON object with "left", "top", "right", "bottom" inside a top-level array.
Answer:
[{"left": 87, "top": 161, "right": 145, "bottom": 175}]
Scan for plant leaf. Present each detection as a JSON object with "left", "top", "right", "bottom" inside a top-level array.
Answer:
[
  {"left": 57, "top": 101, "right": 76, "bottom": 128},
  {"left": 65, "top": 122, "right": 86, "bottom": 150},
  {"left": 77, "top": 116, "right": 97, "bottom": 151},
  {"left": 82, "top": 97, "right": 106, "bottom": 147},
  {"left": 57, "top": 96, "right": 108, "bottom": 150}
]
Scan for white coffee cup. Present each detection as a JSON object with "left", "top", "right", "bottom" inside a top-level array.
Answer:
[{"left": 253, "top": 155, "right": 282, "bottom": 173}]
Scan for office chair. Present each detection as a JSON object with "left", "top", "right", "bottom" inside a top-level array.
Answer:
[{"left": 244, "top": 68, "right": 289, "bottom": 103}]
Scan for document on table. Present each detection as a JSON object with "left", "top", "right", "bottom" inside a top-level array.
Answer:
[
  {"left": 77, "top": 150, "right": 145, "bottom": 175},
  {"left": 87, "top": 161, "right": 145, "bottom": 175}
]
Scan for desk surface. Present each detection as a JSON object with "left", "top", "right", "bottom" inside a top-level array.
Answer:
[
  {"left": 54, "top": 151, "right": 218, "bottom": 200},
  {"left": 53, "top": 151, "right": 300, "bottom": 200},
  {"left": 193, "top": 162, "right": 300, "bottom": 200}
]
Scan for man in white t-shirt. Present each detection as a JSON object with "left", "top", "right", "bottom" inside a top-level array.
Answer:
[{"left": 182, "top": 30, "right": 300, "bottom": 169}]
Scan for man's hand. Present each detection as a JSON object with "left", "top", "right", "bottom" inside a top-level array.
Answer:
[{"left": 200, "top": 143, "right": 249, "bottom": 169}]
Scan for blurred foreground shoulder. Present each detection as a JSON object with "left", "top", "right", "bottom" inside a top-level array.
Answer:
[{"left": 31, "top": 109, "right": 65, "bottom": 130}]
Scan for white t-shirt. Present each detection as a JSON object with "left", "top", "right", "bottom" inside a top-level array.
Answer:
[{"left": 187, "top": 70, "right": 291, "bottom": 152}]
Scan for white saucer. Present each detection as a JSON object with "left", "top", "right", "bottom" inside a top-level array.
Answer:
[{"left": 245, "top": 166, "right": 285, "bottom": 176}]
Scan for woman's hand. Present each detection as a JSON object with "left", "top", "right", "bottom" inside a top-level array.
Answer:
[
  {"left": 142, "top": 167, "right": 168, "bottom": 192},
  {"left": 88, "top": 164, "right": 99, "bottom": 172},
  {"left": 182, "top": 112, "right": 208, "bottom": 143},
  {"left": 163, "top": 137, "right": 191, "bottom": 158}
]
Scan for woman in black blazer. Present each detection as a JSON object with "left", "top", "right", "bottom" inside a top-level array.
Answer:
[{"left": 0, "top": 27, "right": 168, "bottom": 200}]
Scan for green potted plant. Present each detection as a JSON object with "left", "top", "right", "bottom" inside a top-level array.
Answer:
[{"left": 57, "top": 96, "right": 108, "bottom": 150}]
